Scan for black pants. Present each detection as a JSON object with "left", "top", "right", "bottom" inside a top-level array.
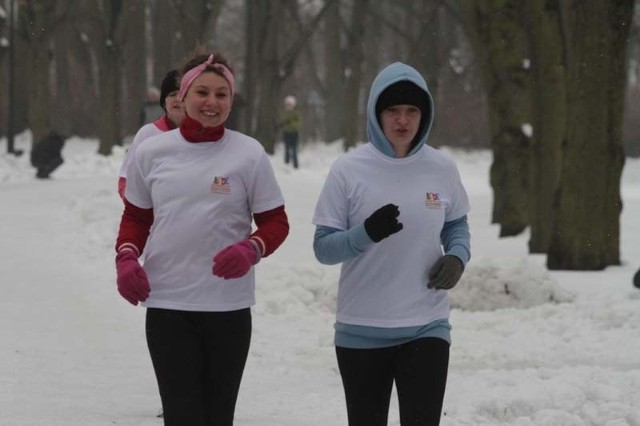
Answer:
[
  {"left": 336, "top": 338, "right": 450, "bottom": 426},
  {"left": 283, "top": 131, "right": 299, "bottom": 169},
  {"left": 146, "top": 308, "right": 252, "bottom": 426}
]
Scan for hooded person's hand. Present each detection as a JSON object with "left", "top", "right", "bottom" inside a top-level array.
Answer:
[
  {"left": 428, "top": 255, "right": 464, "bottom": 290},
  {"left": 364, "top": 204, "right": 404, "bottom": 242}
]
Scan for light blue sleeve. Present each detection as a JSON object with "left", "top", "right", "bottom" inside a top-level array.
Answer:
[
  {"left": 440, "top": 215, "right": 471, "bottom": 265},
  {"left": 313, "top": 224, "right": 375, "bottom": 265}
]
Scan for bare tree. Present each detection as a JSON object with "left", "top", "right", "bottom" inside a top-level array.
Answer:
[
  {"left": 460, "top": 0, "right": 532, "bottom": 237},
  {"left": 150, "top": 0, "right": 175, "bottom": 78},
  {"left": 52, "top": 4, "right": 102, "bottom": 138},
  {"left": 623, "top": 1, "right": 640, "bottom": 157},
  {"left": 151, "top": 0, "right": 226, "bottom": 82},
  {"left": 19, "top": 0, "right": 68, "bottom": 145},
  {"left": 245, "top": 0, "right": 336, "bottom": 154},
  {"left": 0, "top": 1, "right": 8, "bottom": 137},
  {"left": 342, "top": 0, "right": 369, "bottom": 150},
  {"left": 82, "top": 0, "right": 131, "bottom": 155},
  {"left": 322, "top": 0, "right": 344, "bottom": 143},
  {"left": 52, "top": 11, "right": 74, "bottom": 136},
  {"left": 122, "top": 1, "right": 147, "bottom": 136},
  {"left": 522, "top": 0, "right": 565, "bottom": 253},
  {"left": 547, "top": 0, "right": 634, "bottom": 270}
]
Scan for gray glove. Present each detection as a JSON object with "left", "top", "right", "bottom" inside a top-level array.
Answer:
[{"left": 428, "top": 255, "right": 464, "bottom": 290}]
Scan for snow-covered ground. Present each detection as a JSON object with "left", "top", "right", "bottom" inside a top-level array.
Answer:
[{"left": 1, "top": 131, "right": 639, "bottom": 425}]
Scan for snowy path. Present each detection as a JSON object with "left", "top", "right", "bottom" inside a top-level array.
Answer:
[
  {"left": 0, "top": 139, "right": 639, "bottom": 425},
  {"left": 0, "top": 178, "right": 160, "bottom": 424}
]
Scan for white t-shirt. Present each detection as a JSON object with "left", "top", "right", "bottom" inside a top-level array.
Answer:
[
  {"left": 125, "top": 129, "right": 285, "bottom": 311},
  {"left": 313, "top": 143, "right": 470, "bottom": 327},
  {"left": 119, "top": 122, "right": 164, "bottom": 178}
]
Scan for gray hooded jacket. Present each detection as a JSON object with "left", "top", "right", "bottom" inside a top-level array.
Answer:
[{"left": 366, "top": 62, "right": 435, "bottom": 158}]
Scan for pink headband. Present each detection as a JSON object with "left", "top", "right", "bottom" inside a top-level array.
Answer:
[{"left": 178, "top": 54, "right": 235, "bottom": 101}]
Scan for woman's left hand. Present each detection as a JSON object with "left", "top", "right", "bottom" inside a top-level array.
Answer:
[
  {"left": 212, "top": 240, "right": 258, "bottom": 279},
  {"left": 427, "top": 255, "right": 464, "bottom": 290}
]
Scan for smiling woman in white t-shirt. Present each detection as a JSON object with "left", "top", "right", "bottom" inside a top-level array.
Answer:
[
  {"left": 114, "top": 51, "right": 289, "bottom": 425},
  {"left": 313, "top": 62, "right": 471, "bottom": 426}
]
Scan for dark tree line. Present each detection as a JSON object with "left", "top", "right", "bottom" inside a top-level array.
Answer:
[
  {"left": 1, "top": 0, "right": 492, "bottom": 152},
  {"left": 1, "top": 0, "right": 639, "bottom": 271}
]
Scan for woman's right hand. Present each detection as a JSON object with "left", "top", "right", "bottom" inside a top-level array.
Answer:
[
  {"left": 115, "top": 250, "right": 150, "bottom": 305},
  {"left": 364, "top": 204, "right": 404, "bottom": 242}
]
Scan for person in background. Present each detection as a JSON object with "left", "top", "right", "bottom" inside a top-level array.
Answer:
[
  {"left": 279, "top": 95, "right": 302, "bottom": 169},
  {"left": 633, "top": 268, "right": 640, "bottom": 289},
  {"left": 114, "top": 51, "right": 289, "bottom": 425},
  {"left": 30, "top": 130, "right": 66, "bottom": 179},
  {"left": 139, "top": 86, "right": 165, "bottom": 126},
  {"left": 118, "top": 70, "right": 185, "bottom": 199},
  {"left": 312, "top": 62, "right": 471, "bottom": 426}
]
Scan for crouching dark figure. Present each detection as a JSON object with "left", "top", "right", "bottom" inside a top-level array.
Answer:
[{"left": 31, "top": 131, "right": 65, "bottom": 179}]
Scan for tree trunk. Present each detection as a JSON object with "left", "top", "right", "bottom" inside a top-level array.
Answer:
[
  {"left": 323, "top": 0, "right": 345, "bottom": 143},
  {"left": 98, "top": 46, "right": 122, "bottom": 155},
  {"left": 0, "top": 10, "right": 7, "bottom": 137},
  {"left": 94, "top": 0, "right": 125, "bottom": 156},
  {"left": 151, "top": 0, "right": 175, "bottom": 81},
  {"left": 53, "top": 18, "right": 73, "bottom": 136},
  {"left": 26, "top": 44, "right": 52, "bottom": 145},
  {"left": 522, "top": 0, "right": 565, "bottom": 253},
  {"left": 21, "top": 0, "right": 59, "bottom": 145},
  {"left": 174, "top": 0, "right": 225, "bottom": 61},
  {"left": 547, "top": 0, "right": 633, "bottom": 270},
  {"left": 253, "top": 1, "right": 280, "bottom": 154},
  {"left": 243, "top": 0, "right": 258, "bottom": 133},
  {"left": 122, "top": 0, "right": 147, "bottom": 137},
  {"left": 461, "top": 0, "right": 532, "bottom": 237},
  {"left": 407, "top": 2, "right": 441, "bottom": 101},
  {"left": 343, "top": 0, "right": 369, "bottom": 150},
  {"left": 65, "top": 2, "right": 101, "bottom": 138},
  {"left": 198, "top": 0, "right": 225, "bottom": 49}
]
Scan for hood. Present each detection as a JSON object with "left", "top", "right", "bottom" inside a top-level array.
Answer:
[{"left": 366, "top": 62, "right": 434, "bottom": 158}]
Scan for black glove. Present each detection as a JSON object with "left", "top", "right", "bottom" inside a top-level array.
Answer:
[
  {"left": 364, "top": 204, "right": 403, "bottom": 243},
  {"left": 428, "top": 255, "right": 464, "bottom": 290}
]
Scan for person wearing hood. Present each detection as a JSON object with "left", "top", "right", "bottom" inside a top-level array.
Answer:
[
  {"left": 312, "top": 62, "right": 470, "bottom": 425},
  {"left": 114, "top": 52, "right": 290, "bottom": 425},
  {"left": 118, "top": 69, "right": 186, "bottom": 200}
]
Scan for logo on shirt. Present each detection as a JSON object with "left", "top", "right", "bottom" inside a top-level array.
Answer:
[
  {"left": 211, "top": 176, "right": 230, "bottom": 194},
  {"left": 425, "top": 192, "right": 442, "bottom": 209}
]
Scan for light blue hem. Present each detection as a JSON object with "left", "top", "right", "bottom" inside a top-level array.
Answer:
[{"left": 334, "top": 319, "right": 451, "bottom": 349}]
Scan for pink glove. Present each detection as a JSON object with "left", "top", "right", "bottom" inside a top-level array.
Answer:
[
  {"left": 212, "top": 240, "right": 258, "bottom": 279},
  {"left": 115, "top": 250, "right": 150, "bottom": 305}
]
